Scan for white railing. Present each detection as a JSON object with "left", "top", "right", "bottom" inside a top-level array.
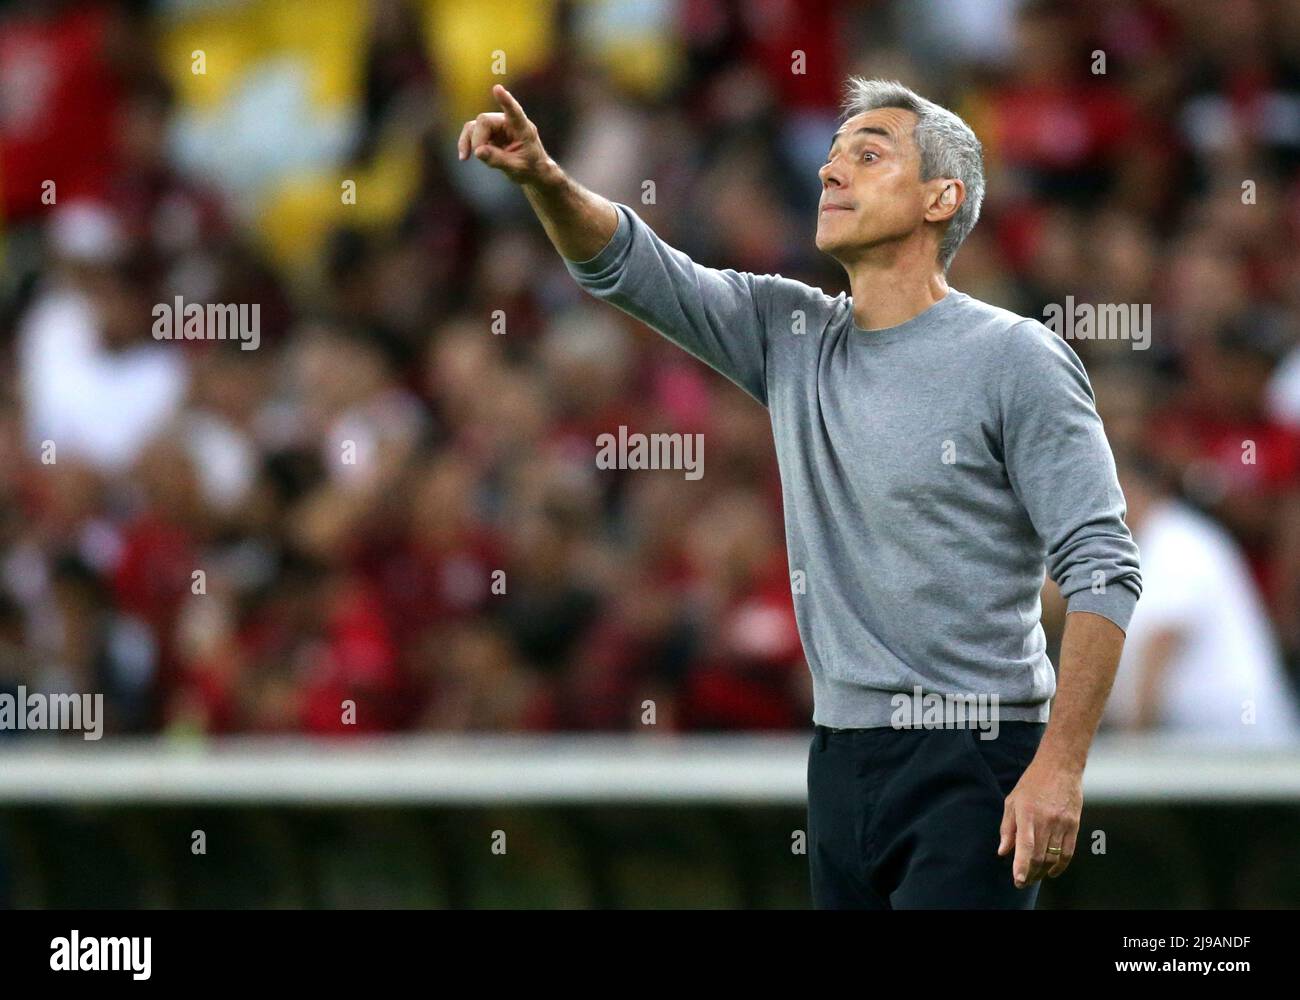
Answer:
[{"left": 1, "top": 734, "right": 1298, "bottom": 804}]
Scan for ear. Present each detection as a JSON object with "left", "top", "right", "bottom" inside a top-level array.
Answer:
[{"left": 925, "top": 179, "right": 964, "bottom": 224}]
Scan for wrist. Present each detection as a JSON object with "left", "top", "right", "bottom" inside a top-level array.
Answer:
[
  {"left": 523, "top": 156, "right": 565, "bottom": 192},
  {"left": 1035, "top": 737, "right": 1088, "bottom": 778}
]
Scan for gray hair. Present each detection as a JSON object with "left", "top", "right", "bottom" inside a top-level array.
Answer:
[{"left": 840, "top": 78, "right": 985, "bottom": 270}]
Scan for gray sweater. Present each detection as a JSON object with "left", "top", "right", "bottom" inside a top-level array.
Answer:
[{"left": 565, "top": 202, "right": 1142, "bottom": 728}]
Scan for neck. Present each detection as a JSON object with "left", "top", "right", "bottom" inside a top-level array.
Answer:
[{"left": 840, "top": 243, "right": 950, "bottom": 330}]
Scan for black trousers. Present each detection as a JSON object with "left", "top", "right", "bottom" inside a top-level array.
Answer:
[{"left": 807, "top": 721, "right": 1047, "bottom": 909}]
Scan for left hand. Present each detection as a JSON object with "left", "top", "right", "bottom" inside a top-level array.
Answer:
[{"left": 997, "top": 758, "right": 1083, "bottom": 887}]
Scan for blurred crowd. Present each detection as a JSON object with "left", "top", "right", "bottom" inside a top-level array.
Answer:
[{"left": 1, "top": 0, "right": 1299, "bottom": 740}]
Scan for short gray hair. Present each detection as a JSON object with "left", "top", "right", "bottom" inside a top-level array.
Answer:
[{"left": 840, "top": 77, "right": 985, "bottom": 270}]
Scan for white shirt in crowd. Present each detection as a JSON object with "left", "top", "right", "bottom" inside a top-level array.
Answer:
[
  {"left": 18, "top": 286, "right": 188, "bottom": 473},
  {"left": 1104, "top": 499, "right": 1300, "bottom": 744}
]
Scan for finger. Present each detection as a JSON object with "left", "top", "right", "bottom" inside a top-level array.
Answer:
[
  {"left": 1047, "top": 827, "right": 1079, "bottom": 878},
  {"left": 470, "top": 112, "right": 506, "bottom": 152},
  {"left": 474, "top": 143, "right": 514, "bottom": 172},
  {"left": 457, "top": 120, "right": 475, "bottom": 160},
  {"left": 1013, "top": 813, "right": 1037, "bottom": 888},
  {"left": 1026, "top": 834, "right": 1053, "bottom": 885},
  {"left": 997, "top": 798, "right": 1015, "bottom": 857},
  {"left": 1025, "top": 821, "right": 1064, "bottom": 885},
  {"left": 493, "top": 84, "right": 529, "bottom": 129}
]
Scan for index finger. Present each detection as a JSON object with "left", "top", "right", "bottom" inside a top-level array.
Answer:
[{"left": 493, "top": 84, "right": 529, "bottom": 127}]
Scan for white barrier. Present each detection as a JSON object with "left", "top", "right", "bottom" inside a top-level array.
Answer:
[{"left": 0, "top": 734, "right": 1297, "bottom": 805}]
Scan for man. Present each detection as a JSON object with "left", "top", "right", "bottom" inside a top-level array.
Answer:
[{"left": 458, "top": 77, "right": 1142, "bottom": 909}]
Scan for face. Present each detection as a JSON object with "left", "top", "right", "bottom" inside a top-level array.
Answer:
[{"left": 816, "top": 107, "right": 956, "bottom": 266}]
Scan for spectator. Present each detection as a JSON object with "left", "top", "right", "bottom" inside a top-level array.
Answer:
[{"left": 1104, "top": 454, "right": 1300, "bottom": 743}]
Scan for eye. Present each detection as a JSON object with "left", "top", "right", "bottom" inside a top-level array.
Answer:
[{"left": 862, "top": 151, "right": 877, "bottom": 162}]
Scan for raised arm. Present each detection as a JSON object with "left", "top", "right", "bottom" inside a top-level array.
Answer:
[{"left": 458, "top": 85, "right": 784, "bottom": 405}]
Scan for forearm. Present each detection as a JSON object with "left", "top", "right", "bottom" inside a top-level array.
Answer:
[
  {"left": 522, "top": 159, "right": 619, "bottom": 263},
  {"left": 1036, "top": 609, "right": 1126, "bottom": 775}
]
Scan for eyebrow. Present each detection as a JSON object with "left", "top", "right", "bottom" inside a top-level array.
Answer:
[{"left": 828, "top": 125, "right": 894, "bottom": 154}]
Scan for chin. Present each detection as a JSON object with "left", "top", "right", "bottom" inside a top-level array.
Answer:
[{"left": 815, "top": 230, "right": 843, "bottom": 257}]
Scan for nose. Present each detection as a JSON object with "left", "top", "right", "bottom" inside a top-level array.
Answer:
[{"left": 819, "top": 157, "right": 843, "bottom": 190}]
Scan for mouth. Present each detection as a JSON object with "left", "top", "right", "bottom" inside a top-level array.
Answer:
[{"left": 820, "top": 203, "right": 853, "bottom": 214}]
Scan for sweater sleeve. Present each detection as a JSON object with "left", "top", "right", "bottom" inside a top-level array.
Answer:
[
  {"left": 1000, "top": 320, "right": 1143, "bottom": 631},
  {"left": 563, "top": 202, "right": 774, "bottom": 405}
]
